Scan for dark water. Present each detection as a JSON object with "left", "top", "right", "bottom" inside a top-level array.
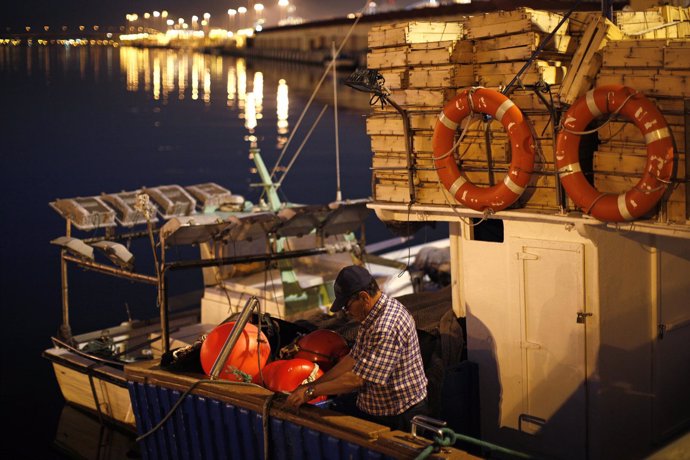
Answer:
[{"left": 0, "top": 45, "right": 445, "bottom": 458}]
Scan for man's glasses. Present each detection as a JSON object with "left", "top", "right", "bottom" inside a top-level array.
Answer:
[{"left": 343, "top": 294, "right": 359, "bottom": 314}]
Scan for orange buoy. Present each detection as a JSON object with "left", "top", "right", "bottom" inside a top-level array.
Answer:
[
  {"left": 556, "top": 85, "right": 675, "bottom": 222},
  {"left": 199, "top": 321, "right": 270, "bottom": 382},
  {"left": 293, "top": 329, "right": 349, "bottom": 372},
  {"left": 432, "top": 88, "right": 535, "bottom": 212},
  {"left": 259, "top": 358, "right": 326, "bottom": 404}
]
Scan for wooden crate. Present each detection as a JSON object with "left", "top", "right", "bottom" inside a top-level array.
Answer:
[
  {"left": 475, "top": 60, "right": 566, "bottom": 87},
  {"left": 602, "top": 39, "right": 690, "bottom": 69},
  {"left": 368, "top": 21, "right": 464, "bottom": 48},
  {"left": 596, "top": 69, "right": 690, "bottom": 98},
  {"left": 616, "top": 6, "right": 690, "bottom": 39},
  {"left": 407, "top": 40, "right": 473, "bottom": 66},
  {"left": 559, "top": 15, "right": 625, "bottom": 104},
  {"left": 366, "top": 114, "right": 405, "bottom": 135},
  {"left": 367, "top": 46, "right": 408, "bottom": 69},
  {"left": 408, "top": 64, "right": 474, "bottom": 88},
  {"left": 387, "top": 88, "right": 459, "bottom": 108},
  {"left": 594, "top": 151, "right": 686, "bottom": 178},
  {"left": 379, "top": 68, "right": 409, "bottom": 90},
  {"left": 466, "top": 8, "right": 568, "bottom": 40},
  {"left": 474, "top": 31, "right": 572, "bottom": 54}
]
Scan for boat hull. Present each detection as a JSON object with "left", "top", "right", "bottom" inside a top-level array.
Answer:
[
  {"left": 46, "top": 348, "right": 136, "bottom": 429},
  {"left": 126, "top": 361, "right": 474, "bottom": 460}
]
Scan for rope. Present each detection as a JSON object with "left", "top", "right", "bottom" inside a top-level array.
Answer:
[
  {"left": 262, "top": 392, "right": 278, "bottom": 460},
  {"left": 135, "top": 379, "right": 266, "bottom": 443},
  {"left": 434, "top": 173, "right": 495, "bottom": 228},
  {"left": 414, "top": 427, "right": 533, "bottom": 460},
  {"left": 268, "top": 0, "right": 372, "bottom": 182},
  {"left": 560, "top": 91, "right": 637, "bottom": 136}
]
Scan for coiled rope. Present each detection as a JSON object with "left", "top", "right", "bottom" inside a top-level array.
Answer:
[{"left": 414, "top": 427, "right": 533, "bottom": 460}]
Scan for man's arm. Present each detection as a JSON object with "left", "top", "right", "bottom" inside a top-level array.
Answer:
[{"left": 285, "top": 355, "right": 364, "bottom": 408}]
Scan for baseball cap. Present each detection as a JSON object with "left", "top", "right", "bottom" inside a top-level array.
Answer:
[{"left": 330, "top": 265, "right": 374, "bottom": 313}]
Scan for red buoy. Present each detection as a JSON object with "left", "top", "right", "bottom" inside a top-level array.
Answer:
[
  {"left": 294, "top": 329, "right": 349, "bottom": 371},
  {"left": 259, "top": 358, "right": 326, "bottom": 404},
  {"left": 199, "top": 321, "right": 270, "bottom": 382}
]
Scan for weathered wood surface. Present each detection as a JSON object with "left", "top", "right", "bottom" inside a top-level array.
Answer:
[
  {"left": 368, "top": 21, "right": 464, "bottom": 48},
  {"left": 559, "top": 15, "right": 625, "bottom": 104}
]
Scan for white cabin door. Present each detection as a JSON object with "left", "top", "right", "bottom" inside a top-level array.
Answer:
[{"left": 515, "top": 239, "right": 586, "bottom": 458}]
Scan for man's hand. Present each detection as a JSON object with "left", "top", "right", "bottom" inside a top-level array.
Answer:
[{"left": 285, "top": 385, "right": 310, "bottom": 409}]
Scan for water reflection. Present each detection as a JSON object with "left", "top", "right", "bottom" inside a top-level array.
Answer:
[
  {"left": 277, "top": 78, "right": 289, "bottom": 149},
  {"left": 2, "top": 45, "right": 370, "bottom": 150}
]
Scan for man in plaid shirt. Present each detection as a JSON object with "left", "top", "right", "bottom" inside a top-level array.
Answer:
[{"left": 286, "top": 265, "right": 429, "bottom": 431}]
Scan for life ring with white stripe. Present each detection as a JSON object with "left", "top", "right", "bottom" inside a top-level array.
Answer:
[
  {"left": 432, "top": 88, "right": 535, "bottom": 212},
  {"left": 556, "top": 85, "right": 675, "bottom": 222}
]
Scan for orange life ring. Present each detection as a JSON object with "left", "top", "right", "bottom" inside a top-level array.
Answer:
[
  {"left": 556, "top": 85, "right": 675, "bottom": 222},
  {"left": 432, "top": 88, "right": 535, "bottom": 212}
]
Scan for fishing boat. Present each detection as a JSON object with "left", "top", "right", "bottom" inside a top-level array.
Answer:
[
  {"left": 42, "top": 141, "right": 452, "bottom": 429},
  {"left": 119, "top": 4, "right": 690, "bottom": 460}
]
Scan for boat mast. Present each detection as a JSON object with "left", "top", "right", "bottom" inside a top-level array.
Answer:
[{"left": 332, "top": 41, "right": 342, "bottom": 203}]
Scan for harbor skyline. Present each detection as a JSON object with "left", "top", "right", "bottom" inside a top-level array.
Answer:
[{"left": 2, "top": 0, "right": 446, "bottom": 30}]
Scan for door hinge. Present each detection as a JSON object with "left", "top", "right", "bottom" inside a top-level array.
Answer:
[{"left": 577, "top": 312, "right": 593, "bottom": 324}]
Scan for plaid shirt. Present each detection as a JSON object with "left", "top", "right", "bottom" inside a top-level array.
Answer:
[{"left": 350, "top": 293, "right": 428, "bottom": 416}]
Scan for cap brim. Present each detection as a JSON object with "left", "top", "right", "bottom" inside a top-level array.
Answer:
[{"left": 330, "top": 296, "right": 347, "bottom": 313}]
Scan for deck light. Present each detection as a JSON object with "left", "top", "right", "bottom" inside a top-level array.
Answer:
[
  {"left": 91, "top": 241, "right": 135, "bottom": 271},
  {"left": 51, "top": 237, "right": 94, "bottom": 261}
]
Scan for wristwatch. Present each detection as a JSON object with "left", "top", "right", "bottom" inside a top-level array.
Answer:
[{"left": 304, "top": 385, "right": 316, "bottom": 400}]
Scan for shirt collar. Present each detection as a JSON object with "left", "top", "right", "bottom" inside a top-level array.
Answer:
[{"left": 360, "top": 292, "right": 386, "bottom": 329}]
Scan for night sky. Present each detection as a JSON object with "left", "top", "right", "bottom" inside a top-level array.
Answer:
[{"left": 3, "top": 0, "right": 428, "bottom": 30}]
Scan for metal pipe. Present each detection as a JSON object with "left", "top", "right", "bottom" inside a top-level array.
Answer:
[
  {"left": 683, "top": 99, "right": 690, "bottom": 219},
  {"left": 533, "top": 88, "right": 566, "bottom": 214},
  {"left": 165, "top": 246, "right": 336, "bottom": 272},
  {"left": 210, "top": 296, "right": 260, "bottom": 379},
  {"left": 385, "top": 96, "right": 415, "bottom": 204},
  {"left": 62, "top": 254, "right": 158, "bottom": 284},
  {"left": 59, "top": 220, "right": 72, "bottom": 341},
  {"left": 502, "top": 0, "right": 583, "bottom": 96}
]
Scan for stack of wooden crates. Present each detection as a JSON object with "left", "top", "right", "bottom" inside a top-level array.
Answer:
[
  {"left": 594, "top": 6, "right": 689, "bottom": 223},
  {"left": 365, "top": 5, "right": 689, "bottom": 224}
]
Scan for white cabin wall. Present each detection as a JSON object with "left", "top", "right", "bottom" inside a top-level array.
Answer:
[
  {"left": 586, "top": 227, "right": 655, "bottom": 459},
  {"left": 456, "top": 218, "right": 690, "bottom": 459}
]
